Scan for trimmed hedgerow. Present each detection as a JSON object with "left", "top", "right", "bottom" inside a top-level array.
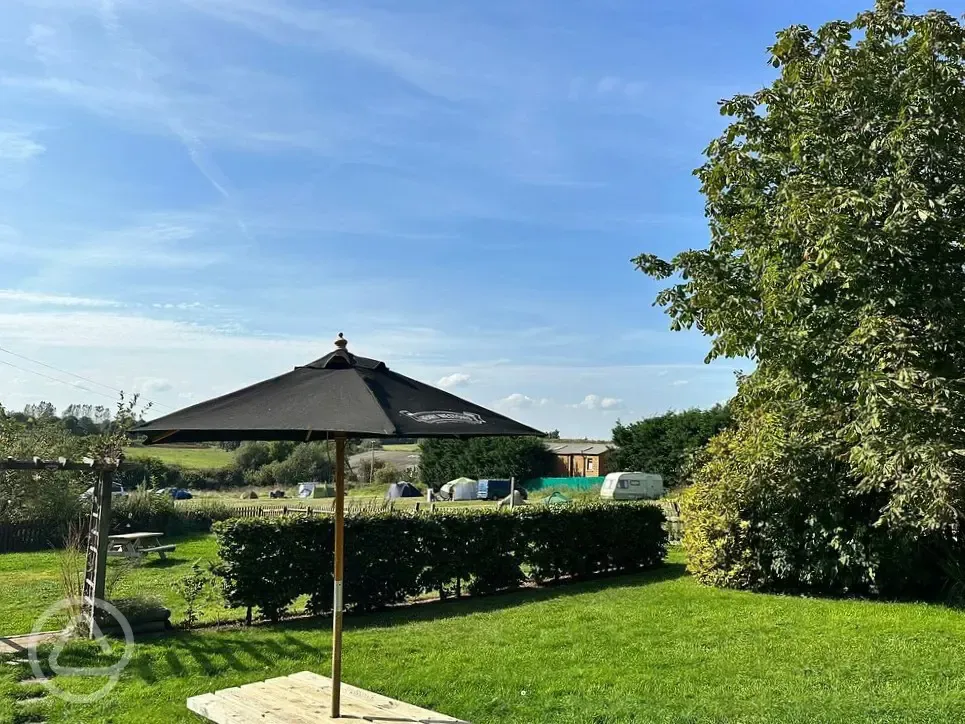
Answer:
[{"left": 212, "top": 503, "right": 667, "bottom": 621}]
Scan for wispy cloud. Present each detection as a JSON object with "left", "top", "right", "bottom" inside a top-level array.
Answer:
[
  {"left": 135, "top": 377, "right": 172, "bottom": 394},
  {"left": 0, "top": 213, "right": 230, "bottom": 273},
  {"left": 0, "top": 130, "right": 45, "bottom": 161},
  {"left": 0, "top": 289, "right": 121, "bottom": 307},
  {"left": 568, "top": 75, "right": 647, "bottom": 103}
]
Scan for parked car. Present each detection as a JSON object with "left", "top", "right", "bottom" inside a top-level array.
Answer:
[
  {"left": 80, "top": 482, "right": 128, "bottom": 501},
  {"left": 599, "top": 472, "right": 664, "bottom": 500}
]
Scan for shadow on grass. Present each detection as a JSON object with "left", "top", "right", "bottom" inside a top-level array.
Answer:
[
  {"left": 136, "top": 558, "right": 181, "bottom": 570},
  {"left": 291, "top": 562, "right": 688, "bottom": 634},
  {"left": 38, "top": 563, "right": 686, "bottom": 688}
]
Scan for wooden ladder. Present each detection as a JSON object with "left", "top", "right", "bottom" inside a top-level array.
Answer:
[{"left": 83, "top": 470, "right": 113, "bottom": 637}]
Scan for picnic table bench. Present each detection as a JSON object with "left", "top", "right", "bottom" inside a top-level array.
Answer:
[
  {"left": 188, "top": 671, "right": 469, "bottom": 723},
  {"left": 107, "top": 532, "right": 176, "bottom": 561}
]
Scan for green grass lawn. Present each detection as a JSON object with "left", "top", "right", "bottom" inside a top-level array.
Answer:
[
  {"left": 0, "top": 534, "right": 237, "bottom": 637},
  {"left": 5, "top": 548, "right": 965, "bottom": 723},
  {"left": 382, "top": 443, "right": 420, "bottom": 452},
  {"left": 122, "top": 446, "right": 233, "bottom": 470}
]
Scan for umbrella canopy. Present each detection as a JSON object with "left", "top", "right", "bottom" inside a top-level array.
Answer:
[
  {"left": 129, "top": 333, "right": 542, "bottom": 719},
  {"left": 133, "top": 334, "right": 542, "bottom": 443}
]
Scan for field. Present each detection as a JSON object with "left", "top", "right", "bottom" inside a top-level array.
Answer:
[
  {"left": 5, "top": 543, "right": 965, "bottom": 723},
  {"left": 122, "top": 446, "right": 233, "bottom": 470}
]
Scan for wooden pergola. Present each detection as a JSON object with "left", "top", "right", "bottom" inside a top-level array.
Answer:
[{"left": 1, "top": 456, "right": 127, "bottom": 637}]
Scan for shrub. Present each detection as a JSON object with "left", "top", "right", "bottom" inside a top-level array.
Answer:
[
  {"left": 519, "top": 503, "right": 667, "bottom": 584},
  {"left": 110, "top": 490, "right": 234, "bottom": 536},
  {"left": 682, "top": 410, "right": 956, "bottom": 598},
  {"left": 213, "top": 503, "right": 666, "bottom": 620},
  {"left": 111, "top": 488, "right": 177, "bottom": 534},
  {"left": 244, "top": 442, "right": 333, "bottom": 488},
  {"left": 118, "top": 458, "right": 245, "bottom": 491},
  {"left": 373, "top": 464, "right": 402, "bottom": 486},
  {"left": 356, "top": 457, "right": 386, "bottom": 484},
  {"left": 174, "top": 561, "right": 214, "bottom": 627}
]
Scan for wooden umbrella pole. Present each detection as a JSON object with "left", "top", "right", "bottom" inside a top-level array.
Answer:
[{"left": 331, "top": 434, "right": 346, "bottom": 718}]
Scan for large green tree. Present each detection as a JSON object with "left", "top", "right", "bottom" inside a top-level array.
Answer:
[
  {"left": 420, "top": 437, "right": 555, "bottom": 487},
  {"left": 637, "top": 2, "right": 965, "bottom": 594},
  {"left": 612, "top": 405, "right": 731, "bottom": 487}
]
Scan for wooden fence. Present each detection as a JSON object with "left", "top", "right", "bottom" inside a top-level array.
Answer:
[
  {"left": 223, "top": 500, "right": 397, "bottom": 519},
  {"left": 655, "top": 500, "right": 683, "bottom": 544},
  {"left": 0, "top": 521, "right": 72, "bottom": 553}
]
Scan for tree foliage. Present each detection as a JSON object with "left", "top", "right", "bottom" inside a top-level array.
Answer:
[
  {"left": 636, "top": 1, "right": 965, "bottom": 594},
  {"left": 0, "top": 395, "right": 146, "bottom": 524},
  {"left": 612, "top": 405, "right": 731, "bottom": 487},
  {"left": 244, "top": 441, "right": 334, "bottom": 488},
  {"left": 419, "top": 437, "right": 556, "bottom": 487}
]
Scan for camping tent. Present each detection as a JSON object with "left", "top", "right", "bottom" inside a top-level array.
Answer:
[
  {"left": 298, "top": 482, "right": 334, "bottom": 499},
  {"left": 540, "top": 491, "right": 572, "bottom": 505},
  {"left": 497, "top": 490, "right": 527, "bottom": 508},
  {"left": 440, "top": 477, "right": 477, "bottom": 501},
  {"left": 385, "top": 481, "right": 421, "bottom": 500}
]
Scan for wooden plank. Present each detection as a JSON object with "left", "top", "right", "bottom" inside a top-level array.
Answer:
[
  {"left": 216, "top": 687, "right": 318, "bottom": 724},
  {"left": 237, "top": 681, "right": 335, "bottom": 723},
  {"left": 261, "top": 678, "right": 420, "bottom": 722},
  {"left": 188, "top": 692, "right": 275, "bottom": 724},
  {"left": 287, "top": 672, "right": 468, "bottom": 723}
]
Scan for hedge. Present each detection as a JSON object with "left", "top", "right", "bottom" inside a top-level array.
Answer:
[
  {"left": 118, "top": 458, "right": 246, "bottom": 491},
  {"left": 213, "top": 503, "right": 667, "bottom": 620}
]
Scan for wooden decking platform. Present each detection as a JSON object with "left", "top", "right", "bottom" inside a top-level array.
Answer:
[{"left": 187, "top": 671, "right": 469, "bottom": 723}]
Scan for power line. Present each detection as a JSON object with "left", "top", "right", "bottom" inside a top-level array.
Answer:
[
  {"left": 0, "top": 357, "right": 118, "bottom": 403},
  {"left": 0, "top": 345, "right": 174, "bottom": 411},
  {"left": 0, "top": 344, "right": 124, "bottom": 395}
]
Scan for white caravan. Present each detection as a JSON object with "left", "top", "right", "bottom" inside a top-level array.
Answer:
[{"left": 600, "top": 472, "right": 664, "bottom": 500}]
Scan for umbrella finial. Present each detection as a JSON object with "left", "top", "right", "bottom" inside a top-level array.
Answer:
[{"left": 334, "top": 332, "right": 348, "bottom": 350}]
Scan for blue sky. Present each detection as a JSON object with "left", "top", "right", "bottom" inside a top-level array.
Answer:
[{"left": 0, "top": 0, "right": 951, "bottom": 438}]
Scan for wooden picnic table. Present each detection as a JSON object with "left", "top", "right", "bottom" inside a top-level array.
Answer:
[{"left": 107, "top": 532, "right": 176, "bottom": 561}]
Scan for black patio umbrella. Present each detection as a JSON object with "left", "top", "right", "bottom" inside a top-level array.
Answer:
[{"left": 132, "top": 333, "right": 543, "bottom": 717}]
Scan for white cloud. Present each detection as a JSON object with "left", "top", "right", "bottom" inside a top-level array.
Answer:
[
  {"left": 672, "top": 380, "right": 689, "bottom": 387},
  {"left": 137, "top": 377, "right": 173, "bottom": 394},
  {"left": 152, "top": 302, "right": 205, "bottom": 310},
  {"left": 494, "top": 393, "right": 535, "bottom": 409},
  {"left": 571, "top": 394, "right": 623, "bottom": 411},
  {"left": 437, "top": 372, "right": 471, "bottom": 389},
  {"left": 0, "top": 130, "right": 45, "bottom": 161},
  {"left": 0, "top": 289, "right": 121, "bottom": 307}
]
